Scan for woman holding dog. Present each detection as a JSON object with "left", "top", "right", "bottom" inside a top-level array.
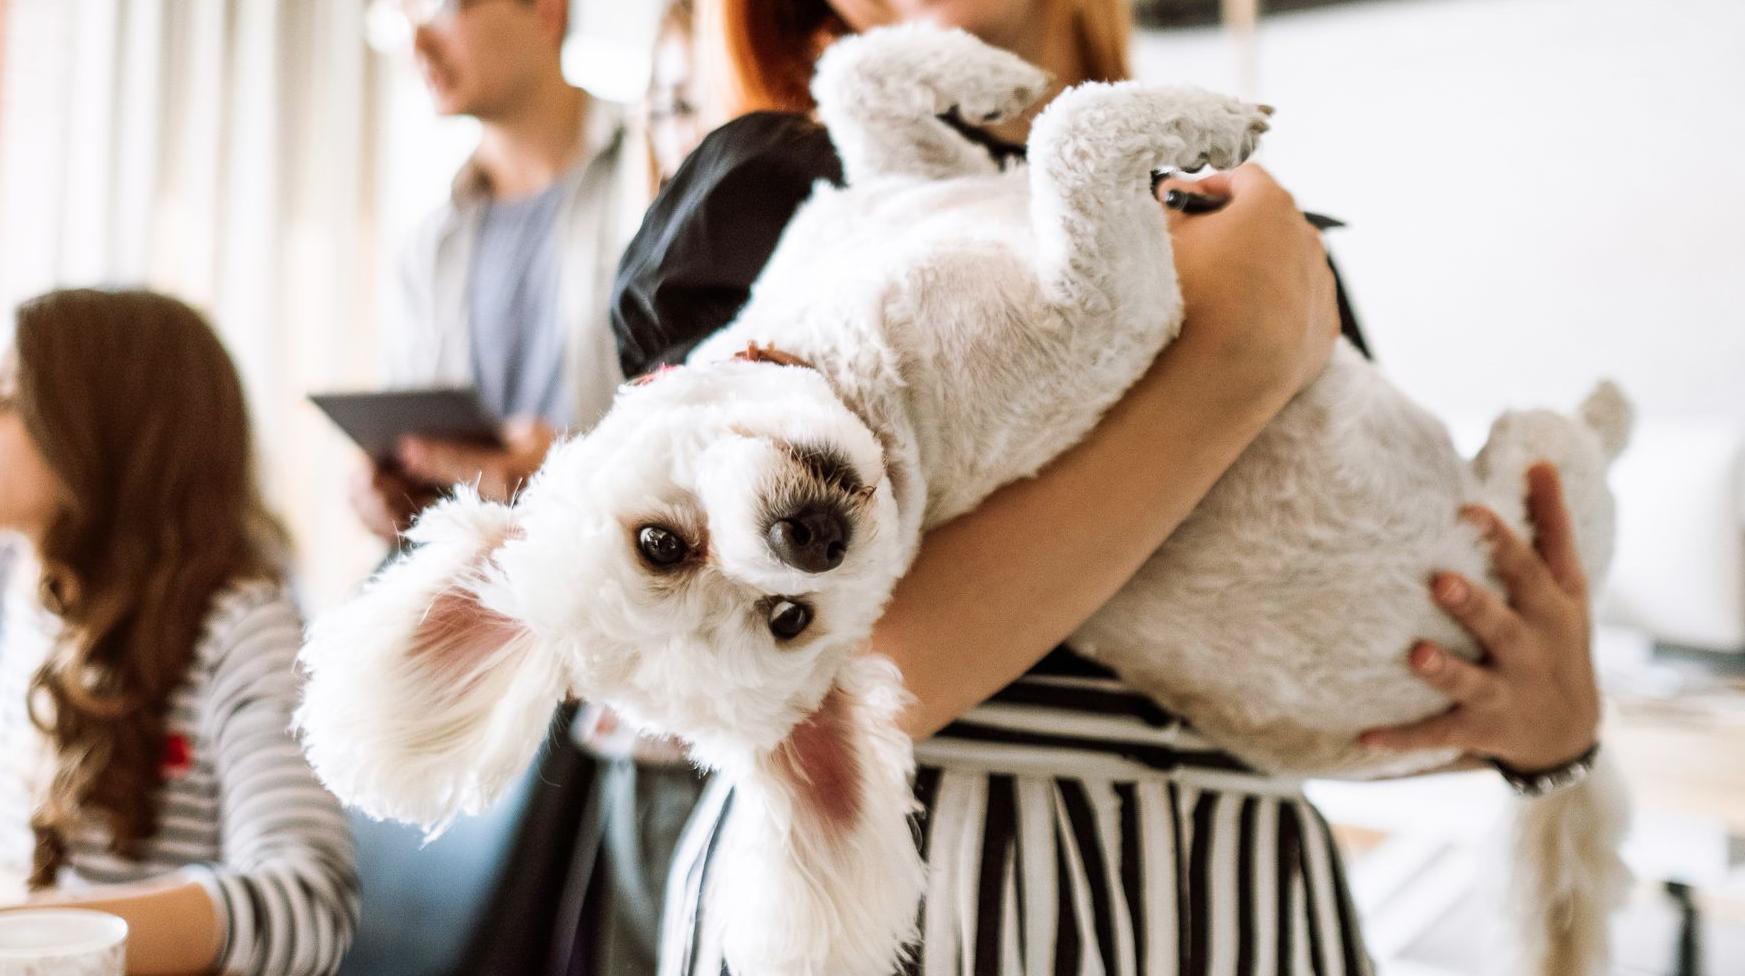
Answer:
[
  {"left": 613, "top": 1, "right": 1606, "bottom": 973},
  {"left": 0, "top": 290, "right": 358, "bottom": 974}
]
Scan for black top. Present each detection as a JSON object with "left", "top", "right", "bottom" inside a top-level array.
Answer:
[
  {"left": 608, "top": 110, "right": 1371, "bottom": 677},
  {"left": 611, "top": 113, "right": 846, "bottom": 377}
]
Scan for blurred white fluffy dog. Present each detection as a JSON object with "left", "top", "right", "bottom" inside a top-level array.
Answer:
[{"left": 297, "top": 24, "right": 1631, "bottom": 976}]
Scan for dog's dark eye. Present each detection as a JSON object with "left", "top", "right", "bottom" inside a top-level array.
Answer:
[
  {"left": 637, "top": 525, "right": 688, "bottom": 567},
  {"left": 768, "top": 599, "right": 813, "bottom": 640}
]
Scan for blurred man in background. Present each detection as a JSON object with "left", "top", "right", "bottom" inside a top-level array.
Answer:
[{"left": 348, "top": 2, "right": 701, "bottom": 974}]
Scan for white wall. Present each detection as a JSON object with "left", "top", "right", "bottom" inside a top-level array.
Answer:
[
  {"left": 1136, "top": 0, "right": 1745, "bottom": 647},
  {"left": 1134, "top": 0, "right": 1745, "bottom": 428}
]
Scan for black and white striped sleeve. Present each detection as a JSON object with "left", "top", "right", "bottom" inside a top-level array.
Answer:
[{"left": 188, "top": 589, "right": 360, "bottom": 976}]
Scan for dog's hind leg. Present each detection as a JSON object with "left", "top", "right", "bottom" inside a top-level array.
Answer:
[
  {"left": 1470, "top": 381, "right": 1633, "bottom": 580},
  {"left": 811, "top": 24, "right": 1050, "bottom": 185},
  {"left": 1028, "top": 83, "right": 1272, "bottom": 344}
]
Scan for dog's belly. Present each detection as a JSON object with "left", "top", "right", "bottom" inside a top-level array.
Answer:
[
  {"left": 722, "top": 167, "right": 1180, "bottom": 528},
  {"left": 1071, "top": 344, "right": 1491, "bottom": 778},
  {"left": 741, "top": 171, "right": 1037, "bottom": 324}
]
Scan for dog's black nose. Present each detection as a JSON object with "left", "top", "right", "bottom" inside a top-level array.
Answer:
[{"left": 768, "top": 506, "right": 850, "bottom": 573}]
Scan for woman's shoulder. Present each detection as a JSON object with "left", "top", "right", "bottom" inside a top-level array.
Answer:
[
  {"left": 612, "top": 112, "right": 847, "bottom": 378},
  {"left": 195, "top": 576, "right": 302, "bottom": 673},
  {"left": 679, "top": 111, "right": 843, "bottom": 191},
  {"left": 206, "top": 574, "right": 298, "bottom": 624},
  {"left": 627, "top": 110, "right": 845, "bottom": 261},
  {"left": 177, "top": 577, "right": 305, "bottom": 740}
]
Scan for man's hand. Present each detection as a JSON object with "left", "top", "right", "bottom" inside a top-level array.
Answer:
[
  {"left": 397, "top": 416, "right": 559, "bottom": 503},
  {"left": 349, "top": 462, "right": 439, "bottom": 543}
]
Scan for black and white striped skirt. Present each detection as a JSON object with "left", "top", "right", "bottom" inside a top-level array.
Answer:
[{"left": 660, "top": 661, "right": 1373, "bottom": 976}]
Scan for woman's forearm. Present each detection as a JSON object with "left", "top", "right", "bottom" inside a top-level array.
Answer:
[
  {"left": 878, "top": 336, "right": 1296, "bottom": 739},
  {"left": 18, "top": 876, "right": 220, "bottom": 975},
  {"left": 870, "top": 164, "right": 1338, "bottom": 739}
]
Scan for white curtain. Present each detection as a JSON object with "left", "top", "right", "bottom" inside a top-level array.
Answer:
[{"left": 0, "top": 0, "right": 417, "bottom": 607}]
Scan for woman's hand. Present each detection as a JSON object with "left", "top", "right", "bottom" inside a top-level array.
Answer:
[
  {"left": 1361, "top": 464, "right": 1602, "bottom": 772},
  {"left": 1160, "top": 164, "right": 1342, "bottom": 408}
]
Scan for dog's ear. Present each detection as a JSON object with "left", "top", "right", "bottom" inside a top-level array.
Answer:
[
  {"left": 711, "top": 655, "right": 926, "bottom": 976},
  {"left": 767, "top": 683, "right": 868, "bottom": 836},
  {"left": 295, "top": 487, "right": 565, "bottom": 835}
]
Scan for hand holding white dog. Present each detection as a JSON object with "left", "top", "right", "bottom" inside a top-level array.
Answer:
[
  {"left": 1166, "top": 164, "right": 1342, "bottom": 406},
  {"left": 1362, "top": 462, "right": 1602, "bottom": 772}
]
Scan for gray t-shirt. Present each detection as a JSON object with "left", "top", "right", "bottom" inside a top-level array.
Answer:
[{"left": 468, "top": 179, "right": 573, "bottom": 429}]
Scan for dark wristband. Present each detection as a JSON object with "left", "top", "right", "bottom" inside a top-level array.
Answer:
[{"left": 1490, "top": 741, "right": 1601, "bottom": 798}]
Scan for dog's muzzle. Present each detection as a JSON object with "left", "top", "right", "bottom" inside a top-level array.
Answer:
[{"left": 768, "top": 505, "right": 851, "bottom": 573}]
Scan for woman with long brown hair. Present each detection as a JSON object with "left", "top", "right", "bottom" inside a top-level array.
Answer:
[
  {"left": 0, "top": 289, "right": 357, "bottom": 975},
  {"left": 611, "top": 2, "right": 1608, "bottom": 973}
]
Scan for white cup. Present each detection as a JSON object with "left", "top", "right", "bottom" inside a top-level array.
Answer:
[{"left": 0, "top": 910, "right": 126, "bottom": 976}]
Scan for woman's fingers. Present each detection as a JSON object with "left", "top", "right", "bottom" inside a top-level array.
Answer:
[
  {"left": 1156, "top": 177, "right": 1191, "bottom": 232},
  {"left": 1432, "top": 572, "right": 1528, "bottom": 661},
  {"left": 1156, "top": 164, "right": 1279, "bottom": 230},
  {"left": 1187, "top": 169, "right": 1235, "bottom": 196},
  {"left": 1360, "top": 706, "right": 1475, "bottom": 754},
  {"left": 1526, "top": 462, "right": 1588, "bottom": 598},
  {"left": 1155, "top": 167, "right": 1240, "bottom": 201},
  {"left": 1461, "top": 504, "right": 1562, "bottom": 617},
  {"left": 1156, "top": 173, "right": 1225, "bottom": 232},
  {"left": 1216, "top": 162, "right": 1277, "bottom": 200},
  {"left": 1406, "top": 641, "right": 1503, "bottom": 708},
  {"left": 1366, "top": 468, "right": 1602, "bottom": 769}
]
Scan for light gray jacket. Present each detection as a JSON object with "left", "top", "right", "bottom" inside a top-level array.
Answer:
[{"left": 386, "top": 97, "right": 647, "bottom": 433}]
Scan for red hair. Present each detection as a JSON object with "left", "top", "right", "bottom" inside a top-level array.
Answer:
[{"left": 704, "top": 0, "right": 1132, "bottom": 119}]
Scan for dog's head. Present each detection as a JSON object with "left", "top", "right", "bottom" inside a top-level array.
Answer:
[{"left": 497, "top": 358, "right": 907, "bottom": 762}]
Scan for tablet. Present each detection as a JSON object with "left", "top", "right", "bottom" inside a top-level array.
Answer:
[{"left": 309, "top": 388, "right": 502, "bottom": 465}]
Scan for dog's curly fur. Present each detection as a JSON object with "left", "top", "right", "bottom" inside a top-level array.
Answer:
[{"left": 296, "top": 25, "right": 1631, "bottom": 976}]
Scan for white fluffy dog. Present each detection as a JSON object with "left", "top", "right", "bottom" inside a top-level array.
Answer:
[{"left": 297, "top": 25, "right": 1631, "bottom": 976}]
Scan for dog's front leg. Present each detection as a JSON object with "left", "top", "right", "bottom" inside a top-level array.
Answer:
[
  {"left": 708, "top": 655, "right": 925, "bottom": 976},
  {"left": 812, "top": 24, "right": 1050, "bottom": 185},
  {"left": 1027, "top": 83, "right": 1274, "bottom": 361}
]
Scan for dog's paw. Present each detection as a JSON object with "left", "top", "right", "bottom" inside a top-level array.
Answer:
[
  {"left": 949, "top": 48, "right": 1052, "bottom": 125},
  {"left": 1180, "top": 95, "right": 1272, "bottom": 171},
  {"left": 818, "top": 23, "right": 1050, "bottom": 124}
]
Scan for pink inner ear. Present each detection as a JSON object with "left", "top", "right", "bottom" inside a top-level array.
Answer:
[
  {"left": 772, "top": 686, "right": 863, "bottom": 835},
  {"left": 409, "top": 575, "right": 526, "bottom": 689}
]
